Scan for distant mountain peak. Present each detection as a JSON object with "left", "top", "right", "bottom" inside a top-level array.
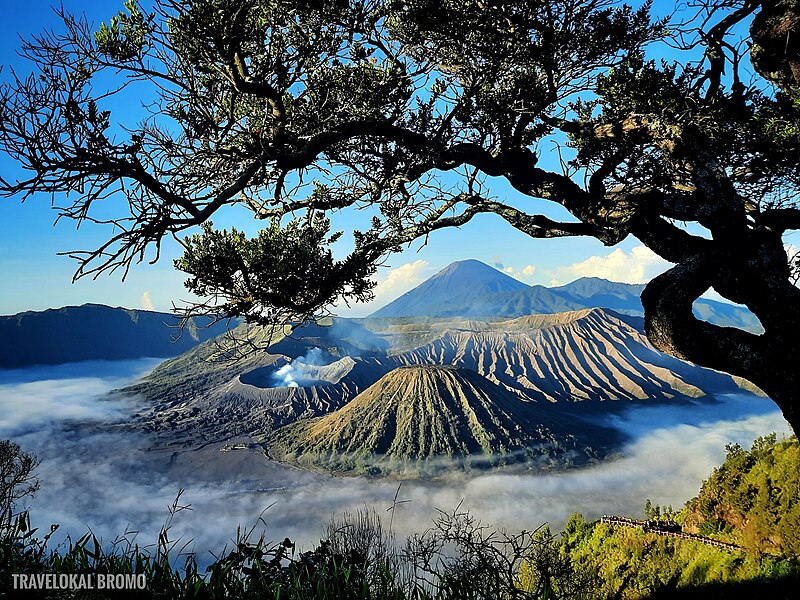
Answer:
[
  {"left": 431, "top": 259, "right": 525, "bottom": 282},
  {"left": 0, "top": 303, "right": 234, "bottom": 367},
  {"left": 369, "top": 260, "right": 528, "bottom": 318},
  {"left": 443, "top": 258, "right": 485, "bottom": 268},
  {"left": 367, "top": 259, "right": 759, "bottom": 331}
]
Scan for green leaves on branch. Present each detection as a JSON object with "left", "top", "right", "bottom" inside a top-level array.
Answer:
[
  {"left": 175, "top": 214, "right": 376, "bottom": 325},
  {"left": 94, "top": 0, "right": 153, "bottom": 61},
  {"left": 297, "top": 60, "right": 413, "bottom": 128}
]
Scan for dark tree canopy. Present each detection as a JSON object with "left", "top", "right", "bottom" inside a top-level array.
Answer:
[
  {"left": 0, "top": 440, "right": 40, "bottom": 520},
  {"left": 3, "top": 1, "right": 800, "bottom": 431}
]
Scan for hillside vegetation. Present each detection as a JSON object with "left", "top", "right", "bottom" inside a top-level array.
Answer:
[
  {"left": 682, "top": 434, "right": 800, "bottom": 558},
  {"left": 559, "top": 435, "right": 800, "bottom": 599}
]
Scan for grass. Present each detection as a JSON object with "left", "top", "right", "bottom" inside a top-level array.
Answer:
[{"left": 1, "top": 491, "right": 585, "bottom": 600}]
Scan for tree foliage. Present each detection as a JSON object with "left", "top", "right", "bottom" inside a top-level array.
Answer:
[
  {"left": 3, "top": 1, "right": 800, "bottom": 429},
  {"left": 0, "top": 440, "right": 40, "bottom": 523},
  {"left": 683, "top": 434, "right": 800, "bottom": 558},
  {"left": 176, "top": 213, "right": 376, "bottom": 324}
]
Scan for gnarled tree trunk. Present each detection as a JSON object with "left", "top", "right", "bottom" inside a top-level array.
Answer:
[{"left": 641, "top": 235, "right": 800, "bottom": 435}]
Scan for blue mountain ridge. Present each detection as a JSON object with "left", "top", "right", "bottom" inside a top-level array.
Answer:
[
  {"left": 369, "top": 260, "right": 762, "bottom": 332},
  {"left": 0, "top": 304, "right": 233, "bottom": 368}
]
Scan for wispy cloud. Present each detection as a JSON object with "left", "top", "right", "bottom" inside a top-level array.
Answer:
[
  {"left": 503, "top": 264, "right": 537, "bottom": 282},
  {"left": 141, "top": 291, "right": 155, "bottom": 311},
  {"left": 337, "top": 260, "right": 431, "bottom": 316},
  {"left": 490, "top": 259, "right": 537, "bottom": 282}
]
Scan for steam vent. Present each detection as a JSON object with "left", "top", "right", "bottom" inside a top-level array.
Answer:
[{"left": 267, "top": 366, "right": 619, "bottom": 476}]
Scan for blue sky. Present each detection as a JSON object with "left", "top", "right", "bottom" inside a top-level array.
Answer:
[{"left": 0, "top": 1, "right": 730, "bottom": 316}]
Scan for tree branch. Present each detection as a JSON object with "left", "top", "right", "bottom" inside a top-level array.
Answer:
[
  {"left": 642, "top": 255, "right": 767, "bottom": 378},
  {"left": 757, "top": 207, "right": 800, "bottom": 233}
]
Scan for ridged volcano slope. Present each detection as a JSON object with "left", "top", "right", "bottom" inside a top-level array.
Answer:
[
  {"left": 267, "top": 365, "right": 618, "bottom": 476},
  {"left": 131, "top": 309, "right": 751, "bottom": 449},
  {"left": 375, "top": 309, "right": 743, "bottom": 403}
]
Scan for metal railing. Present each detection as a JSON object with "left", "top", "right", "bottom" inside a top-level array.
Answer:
[{"left": 599, "top": 515, "right": 742, "bottom": 552}]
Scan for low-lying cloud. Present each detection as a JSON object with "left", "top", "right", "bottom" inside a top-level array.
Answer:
[
  {"left": 1, "top": 360, "right": 791, "bottom": 569},
  {"left": 0, "top": 359, "right": 162, "bottom": 436}
]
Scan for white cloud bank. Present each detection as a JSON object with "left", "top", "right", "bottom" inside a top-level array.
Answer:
[
  {"left": 372, "top": 260, "right": 430, "bottom": 300},
  {"left": 1, "top": 360, "right": 789, "bottom": 569},
  {"left": 563, "top": 245, "right": 672, "bottom": 284}
]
